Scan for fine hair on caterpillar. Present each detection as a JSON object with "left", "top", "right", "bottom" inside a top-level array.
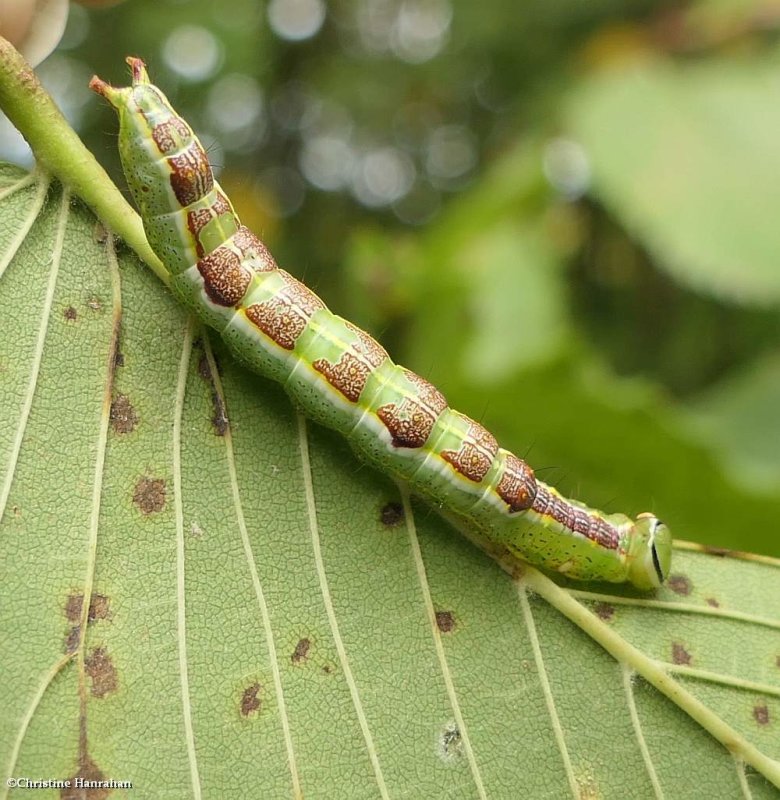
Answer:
[{"left": 90, "top": 57, "right": 673, "bottom": 590}]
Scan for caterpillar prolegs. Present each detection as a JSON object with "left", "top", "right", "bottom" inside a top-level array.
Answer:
[{"left": 90, "top": 58, "right": 673, "bottom": 589}]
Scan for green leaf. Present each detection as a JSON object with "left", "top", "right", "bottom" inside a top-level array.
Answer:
[
  {"left": 678, "top": 353, "right": 780, "bottom": 495},
  {"left": 566, "top": 55, "right": 780, "bottom": 306},
  {"left": 2, "top": 165, "right": 779, "bottom": 797}
]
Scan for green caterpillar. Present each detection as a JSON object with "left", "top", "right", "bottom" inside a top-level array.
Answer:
[{"left": 90, "top": 58, "right": 672, "bottom": 590}]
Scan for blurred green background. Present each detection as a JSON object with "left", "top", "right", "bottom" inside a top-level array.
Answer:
[{"left": 3, "top": 0, "right": 780, "bottom": 556}]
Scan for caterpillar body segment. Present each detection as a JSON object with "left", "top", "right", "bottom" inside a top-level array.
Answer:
[{"left": 90, "top": 58, "right": 672, "bottom": 589}]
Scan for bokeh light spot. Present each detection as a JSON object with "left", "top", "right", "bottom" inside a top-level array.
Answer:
[
  {"left": 300, "top": 135, "right": 354, "bottom": 191},
  {"left": 543, "top": 138, "right": 591, "bottom": 199},
  {"left": 268, "top": 0, "right": 326, "bottom": 42},
  {"left": 425, "top": 124, "right": 477, "bottom": 182},
  {"left": 162, "top": 25, "right": 222, "bottom": 81},
  {"left": 351, "top": 146, "right": 415, "bottom": 207}
]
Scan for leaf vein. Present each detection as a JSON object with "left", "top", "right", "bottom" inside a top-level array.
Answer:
[
  {"left": 622, "top": 664, "right": 665, "bottom": 799},
  {"left": 0, "top": 171, "right": 47, "bottom": 281},
  {"left": 735, "top": 756, "right": 754, "bottom": 800},
  {"left": 174, "top": 319, "right": 203, "bottom": 800},
  {"left": 0, "top": 176, "right": 53, "bottom": 522},
  {"left": 296, "top": 413, "right": 390, "bottom": 800},
  {"left": 202, "top": 332, "right": 302, "bottom": 799},
  {"left": 569, "top": 590, "right": 780, "bottom": 631},
  {"left": 517, "top": 581, "right": 579, "bottom": 798},
  {"left": 400, "top": 485, "right": 488, "bottom": 800},
  {"left": 0, "top": 654, "right": 73, "bottom": 798},
  {"left": 664, "top": 665, "right": 780, "bottom": 699}
]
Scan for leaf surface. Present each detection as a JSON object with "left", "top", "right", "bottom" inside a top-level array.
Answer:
[{"left": 1, "top": 164, "right": 779, "bottom": 798}]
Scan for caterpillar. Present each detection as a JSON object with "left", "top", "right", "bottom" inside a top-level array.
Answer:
[{"left": 90, "top": 58, "right": 672, "bottom": 589}]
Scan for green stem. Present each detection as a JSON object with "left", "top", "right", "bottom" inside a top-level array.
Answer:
[
  {"left": 522, "top": 567, "right": 780, "bottom": 789},
  {"left": 0, "top": 37, "right": 170, "bottom": 286}
]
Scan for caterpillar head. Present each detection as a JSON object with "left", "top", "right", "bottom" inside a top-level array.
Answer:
[{"left": 627, "top": 513, "right": 672, "bottom": 590}]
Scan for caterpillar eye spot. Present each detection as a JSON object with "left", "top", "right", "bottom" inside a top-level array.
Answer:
[{"left": 651, "top": 545, "right": 664, "bottom": 585}]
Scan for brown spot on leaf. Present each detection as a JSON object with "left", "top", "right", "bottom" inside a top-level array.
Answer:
[
  {"left": 380, "top": 501, "right": 404, "bottom": 527},
  {"left": 197, "top": 353, "right": 228, "bottom": 435},
  {"left": 65, "top": 594, "right": 82, "bottom": 623},
  {"left": 667, "top": 574, "right": 692, "bottom": 596},
  {"left": 322, "top": 663, "right": 334, "bottom": 675},
  {"left": 576, "top": 771, "right": 600, "bottom": 800},
  {"left": 93, "top": 221, "right": 109, "bottom": 245},
  {"left": 701, "top": 545, "right": 731, "bottom": 557},
  {"left": 754, "top": 705, "right": 770, "bottom": 726},
  {"left": 705, "top": 597, "right": 719, "bottom": 608},
  {"left": 435, "top": 610, "right": 455, "bottom": 633},
  {"left": 291, "top": 638, "right": 311, "bottom": 665},
  {"left": 64, "top": 626, "right": 80, "bottom": 654},
  {"left": 109, "top": 394, "right": 138, "bottom": 434},
  {"left": 240, "top": 682, "right": 262, "bottom": 716},
  {"left": 133, "top": 477, "right": 166, "bottom": 514},
  {"left": 87, "top": 595, "right": 110, "bottom": 621},
  {"left": 671, "top": 642, "right": 692, "bottom": 665},
  {"left": 210, "top": 395, "right": 229, "bottom": 435},
  {"left": 84, "top": 647, "right": 118, "bottom": 698},
  {"left": 197, "top": 353, "right": 211, "bottom": 380},
  {"left": 61, "top": 755, "right": 110, "bottom": 800},
  {"left": 114, "top": 347, "right": 124, "bottom": 368},
  {"left": 593, "top": 602, "right": 615, "bottom": 622},
  {"left": 437, "top": 721, "right": 463, "bottom": 763},
  {"left": 65, "top": 594, "right": 110, "bottom": 623},
  {"left": 64, "top": 306, "right": 78, "bottom": 321}
]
